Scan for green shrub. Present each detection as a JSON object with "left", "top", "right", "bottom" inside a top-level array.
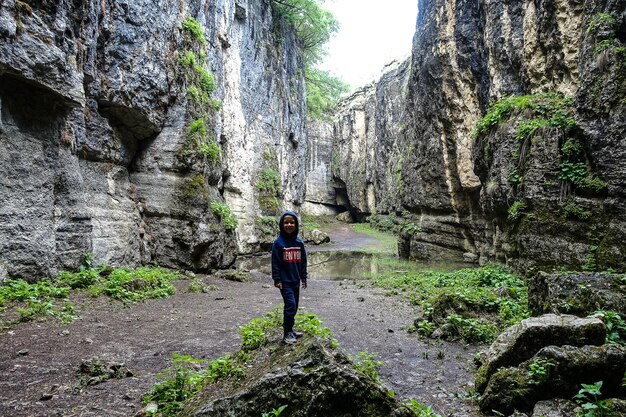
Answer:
[
  {"left": 527, "top": 358, "right": 556, "bottom": 385},
  {"left": 179, "top": 50, "right": 196, "bottom": 68},
  {"left": 98, "top": 267, "right": 179, "bottom": 303}
]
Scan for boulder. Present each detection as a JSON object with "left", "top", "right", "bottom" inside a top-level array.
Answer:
[
  {"left": 475, "top": 314, "right": 605, "bottom": 393},
  {"left": 215, "top": 269, "right": 251, "bottom": 283},
  {"left": 183, "top": 337, "right": 414, "bottom": 417},
  {"left": 531, "top": 399, "right": 578, "bottom": 417},
  {"left": 528, "top": 271, "right": 626, "bottom": 316},
  {"left": 336, "top": 211, "right": 354, "bottom": 223},
  {"left": 480, "top": 344, "right": 626, "bottom": 415},
  {"left": 302, "top": 229, "right": 330, "bottom": 245}
]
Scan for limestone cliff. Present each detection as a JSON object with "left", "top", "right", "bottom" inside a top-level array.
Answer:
[
  {"left": 0, "top": 0, "right": 307, "bottom": 279},
  {"left": 316, "top": 0, "right": 626, "bottom": 272}
]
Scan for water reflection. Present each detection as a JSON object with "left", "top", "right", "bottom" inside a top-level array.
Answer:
[{"left": 236, "top": 251, "right": 469, "bottom": 281}]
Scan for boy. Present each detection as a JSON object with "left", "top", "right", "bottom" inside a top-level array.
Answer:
[{"left": 272, "top": 211, "right": 308, "bottom": 344}]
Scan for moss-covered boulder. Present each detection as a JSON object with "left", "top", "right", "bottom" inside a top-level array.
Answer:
[
  {"left": 475, "top": 314, "right": 605, "bottom": 393},
  {"left": 528, "top": 271, "right": 626, "bottom": 316},
  {"left": 479, "top": 344, "right": 626, "bottom": 415},
  {"left": 182, "top": 337, "right": 414, "bottom": 417}
]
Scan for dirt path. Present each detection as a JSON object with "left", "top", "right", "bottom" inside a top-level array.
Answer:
[{"left": 0, "top": 226, "right": 482, "bottom": 417}]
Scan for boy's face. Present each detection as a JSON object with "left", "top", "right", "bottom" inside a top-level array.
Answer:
[{"left": 283, "top": 215, "right": 296, "bottom": 234}]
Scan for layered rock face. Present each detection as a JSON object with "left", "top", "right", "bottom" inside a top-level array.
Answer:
[
  {"left": 0, "top": 0, "right": 306, "bottom": 279},
  {"left": 321, "top": 0, "right": 626, "bottom": 271},
  {"left": 325, "top": 59, "right": 410, "bottom": 218}
]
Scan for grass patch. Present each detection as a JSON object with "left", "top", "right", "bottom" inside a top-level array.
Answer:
[
  {"left": 0, "top": 260, "right": 182, "bottom": 326},
  {"left": 351, "top": 223, "right": 397, "bottom": 255},
  {"left": 372, "top": 264, "right": 529, "bottom": 343}
]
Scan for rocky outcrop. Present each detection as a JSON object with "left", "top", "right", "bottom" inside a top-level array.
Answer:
[
  {"left": 474, "top": 314, "right": 606, "bottom": 393},
  {"left": 184, "top": 337, "right": 415, "bottom": 417},
  {"left": 528, "top": 271, "right": 626, "bottom": 316},
  {"left": 311, "top": 0, "right": 626, "bottom": 271},
  {"left": 473, "top": 313, "right": 626, "bottom": 415},
  {"left": 319, "top": 59, "right": 410, "bottom": 218},
  {"left": 480, "top": 344, "right": 626, "bottom": 415},
  {"left": 0, "top": 0, "right": 307, "bottom": 279}
]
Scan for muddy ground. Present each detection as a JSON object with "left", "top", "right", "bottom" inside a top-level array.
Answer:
[{"left": 0, "top": 225, "right": 482, "bottom": 417}]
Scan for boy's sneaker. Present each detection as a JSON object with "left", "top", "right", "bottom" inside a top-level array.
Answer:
[
  {"left": 293, "top": 331, "right": 303, "bottom": 339},
  {"left": 283, "top": 332, "right": 297, "bottom": 344}
]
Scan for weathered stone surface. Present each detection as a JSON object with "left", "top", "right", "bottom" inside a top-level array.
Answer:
[
  {"left": 336, "top": 211, "right": 354, "bottom": 223},
  {"left": 531, "top": 399, "right": 578, "bottom": 417},
  {"left": 475, "top": 314, "right": 605, "bottom": 393},
  {"left": 302, "top": 229, "right": 330, "bottom": 245},
  {"left": 184, "top": 338, "right": 414, "bottom": 417},
  {"left": 528, "top": 271, "right": 626, "bottom": 316},
  {"left": 305, "top": 0, "right": 626, "bottom": 271},
  {"left": 0, "top": 0, "right": 307, "bottom": 278},
  {"left": 323, "top": 59, "right": 410, "bottom": 216},
  {"left": 480, "top": 344, "right": 626, "bottom": 415}
]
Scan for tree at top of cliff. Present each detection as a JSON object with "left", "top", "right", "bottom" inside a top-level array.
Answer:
[{"left": 272, "top": 0, "right": 349, "bottom": 119}]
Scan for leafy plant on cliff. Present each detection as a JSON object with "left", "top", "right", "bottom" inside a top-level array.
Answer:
[
  {"left": 182, "top": 16, "right": 206, "bottom": 44},
  {"left": 507, "top": 200, "right": 528, "bottom": 221},
  {"left": 573, "top": 381, "right": 611, "bottom": 417},
  {"left": 586, "top": 13, "right": 616, "bottom": 36},
  {"left": 562, "top": 200, "right": 592, "bottom": 221},
  {"left": 352, "top": 352, "right": 384, "bottom": 382},
  {"left": 142, "top": 353, "right": 244, "bottom": 417},
  {"left": 181, "top": 118, "right": 221, "bottom": 165},
  {"left": 256, "top": 168, "right": 282, "bottom": 195},
  {"left": 210, "top": 201, "right": 239, "bottom": 231}
]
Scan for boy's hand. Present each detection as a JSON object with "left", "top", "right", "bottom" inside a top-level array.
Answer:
[
  {"left": 274, "top": 282, "right": 282, "bottom": 289},
  {"left": 302, "top": 281, "right": 307, "bottom": 289}
]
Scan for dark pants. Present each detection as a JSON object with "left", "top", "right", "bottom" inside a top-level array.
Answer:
[{"left": 280, "top": 286, "right": 300, "bottom": 335}]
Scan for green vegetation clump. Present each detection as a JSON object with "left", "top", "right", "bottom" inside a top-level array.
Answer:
[
  {"left": 404, "top": 400, "right": 443, "bottom": 417},
  {"left": 371, "top": 265, "right": 529, "bottom": 343},
  {"left": 593, "top": 310, "right": 626, "bottom": 344},
  {"left": 142, "top": 353, "right": 244, "bottom": 417},
  {"left": 182, "top": 16, "right": 206, "bottom": 44},
  {"left": 573, "top": 381, "right": 612, "bottom": 417},
  {"left": 180, "top": 173, "right": 210, "bottom": 202},
  {"left": 210, "top": 201, "right": 239, "bottom": 231},
  {"left": 181, "top": 118, "right": 221, "bottom": 165},
  {"left": 508, "top": 200, "right": 528, "bottom": 221},
  {"left": 586, "top": 13, "right": 616, "bottom": 36},
  {"left": 562, "top": 200, "right": 592, "bottom": 221},
  {"left": 0, "top": 255, "right": 181, "bottom": 326},
  {"left": 527, "top": 358, "right": 556, "bottom": 385},
  {"left": 256, "top": 168, "right": 282, "bottom": 195},
  {"left": 352, "top": 351, "right": 384, "bottom": 383}
]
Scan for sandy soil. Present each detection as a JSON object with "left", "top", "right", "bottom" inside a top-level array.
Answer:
[{"left": 0, "top": 226, "right": 482, "bottom": 417}]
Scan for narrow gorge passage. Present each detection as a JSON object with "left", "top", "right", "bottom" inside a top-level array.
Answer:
[{"left": 0, "top": 226, "right": 481, "bottom": 417}]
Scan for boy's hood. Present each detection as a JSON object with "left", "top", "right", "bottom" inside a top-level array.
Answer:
[{"left": 279, "top": 210, "right": 300, "bottom": 239}]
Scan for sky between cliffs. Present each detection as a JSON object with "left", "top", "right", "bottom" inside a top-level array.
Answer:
[{"left": 319, "top": 0, "right": 418, "bottom": 89}]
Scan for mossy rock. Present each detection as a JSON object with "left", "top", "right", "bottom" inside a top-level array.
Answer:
[
  {"left": 182, "top": 337, "right": 414, "bottom": 417},
  {"left": 215, "top": 270, "right": 251, "bottom": 282}
]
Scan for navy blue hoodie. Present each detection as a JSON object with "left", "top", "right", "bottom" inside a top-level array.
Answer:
[{"left": 271, "top": 211, "right": 307, "bottom": 288}]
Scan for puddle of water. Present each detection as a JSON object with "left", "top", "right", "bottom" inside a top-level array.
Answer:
[{"left": 236, "top": 251, "right": 470, "bottom": 281}]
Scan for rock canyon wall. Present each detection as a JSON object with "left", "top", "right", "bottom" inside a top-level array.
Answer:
[
  {"left": 314, "top": 0, "right": 626, "bottom": 272},
  {"left": 0, "top": 0, "right": 307, "bottom": 279}
]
